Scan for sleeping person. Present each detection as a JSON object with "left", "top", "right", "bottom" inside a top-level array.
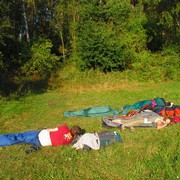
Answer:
[{"left": 102, "top": 110, "right": 173, "bottom": 130}]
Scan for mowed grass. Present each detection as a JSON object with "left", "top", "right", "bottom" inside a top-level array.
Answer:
[{"left": 0, "top": 81, "right": 180, "bottom": 180}]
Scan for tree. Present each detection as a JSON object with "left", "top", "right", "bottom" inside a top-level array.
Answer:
[
  {"left": 22, "top": 36, "right": 60, "bottom": 78},
  {"left": 76, "top": 0, "right": 147, "bottom": 72},
  {"left": 142, "top": 0, "right": 180, "bottom": 51}
]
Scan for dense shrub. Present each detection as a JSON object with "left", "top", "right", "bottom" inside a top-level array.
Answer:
[
  {"left": 22, "top": 37, "right": 60, "bottom": 78},
  {"left": 131, "top": 51, "right": 180, "bottom": 82}
]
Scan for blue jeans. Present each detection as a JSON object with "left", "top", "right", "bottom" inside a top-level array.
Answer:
[{"left": 0, "top": 130, "right": 41, "bottom": 147}]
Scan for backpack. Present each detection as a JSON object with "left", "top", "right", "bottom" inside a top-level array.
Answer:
[
  {"left": 97, "top": 130, "right": 122, "bottom": 148},
  {"left": 156, "top": 105, "right": 180, "bottom": 117}
]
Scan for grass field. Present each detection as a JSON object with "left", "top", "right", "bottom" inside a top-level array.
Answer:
[{"left": 0, "top": 81, "right": 180, "bottom": 180}]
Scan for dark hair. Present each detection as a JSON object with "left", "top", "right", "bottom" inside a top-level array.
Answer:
[
  {"left": 165, "top": 102, "right": 171, "bottom": 106},
  {"left": 71, "top": 126, "right": 82, "bottom": 136}
]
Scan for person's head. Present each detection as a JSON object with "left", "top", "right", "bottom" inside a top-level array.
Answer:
[
  {"left": 165, "top": 101, "right": 173, "bottom": 106},
  {"left": 70, "top": 126, "right": 82, "bottom": 138},
  {"left": 165, "top": 118, "right": 171, "bottom": 124},
  {"left": 163, "top": 117, "right": 172, "bottom": 125}
]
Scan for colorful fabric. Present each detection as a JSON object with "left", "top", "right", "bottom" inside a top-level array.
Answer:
[
  {"left": 151, "top": 100, "right": 157, "bottom": 108},
  {"left": 122, "top": 100, "right": 151, "bottom": 114},
  {"left": 172, "top": 116, "right": 180, "bottom": 123},
  {"left": 153, "top": 98, "right": 166, "bottom": 107},
  {"left": 155, "top": 105, "right": 180, "bottom": 117},
  {"left": 122, "top": 98, "right": 167, "bottom": 115},
  {"left": 127, "top": 110, "right": 139, "bottom": 116},
  {"left": 50, "top": 125, "right": 73, "bottom": 146}
]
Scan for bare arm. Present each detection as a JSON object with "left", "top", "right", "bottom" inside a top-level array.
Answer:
[
  {"left": 47, "top": 127, "right": 58, "bottom": 132},
  {"left": 156, "top": 121, "right": 168, "bottom": 129}
]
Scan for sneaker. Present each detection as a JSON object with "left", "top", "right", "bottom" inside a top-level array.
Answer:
[{"left": 25, "top": 145, "right": 40, "bottom": 154}]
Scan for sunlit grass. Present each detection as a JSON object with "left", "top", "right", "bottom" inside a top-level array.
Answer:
[{"left": 0, "top": 80, "right": 180, "bottom": 179}]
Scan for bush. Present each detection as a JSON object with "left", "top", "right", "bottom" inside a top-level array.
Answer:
[
  {"left": 22, "top": 37, "right": 60, "bottom": 78},
  {"left": 131, "top": 51, "right": 180, "bottom": 82}
]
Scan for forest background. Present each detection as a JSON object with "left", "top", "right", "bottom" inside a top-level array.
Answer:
[{"left": 0, "top": 0, "right": 179, "bottom": 97}]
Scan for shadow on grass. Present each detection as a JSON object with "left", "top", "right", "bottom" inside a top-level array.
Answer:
[{"left": 0, "top": 77, "right": 49, "bottom": 98}]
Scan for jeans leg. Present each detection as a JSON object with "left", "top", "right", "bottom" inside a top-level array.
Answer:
[{"left": 0, "top": 130, "right": 41, "bottom": 147}]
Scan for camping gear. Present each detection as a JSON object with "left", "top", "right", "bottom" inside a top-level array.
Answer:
[
  {"left": 155, "top": 105, "right": 180, "bottom": 117},
  {"left": 72, "top": 130, "right": 122, "bottom": 151},
  {"left": 122, "top": 98, "right": 167, "bottom": 115},
  {"left": 98, "top": 130, "right": 122, "bottom": 148},
  {"left": 64, "top": 105, "right": 119, "bottom": 117},
  {"left": 172, "top": 116, "right": 180, "bottom": 123},
  {"left": 72, "top": 133, "right": 100, "bottom": 150}
]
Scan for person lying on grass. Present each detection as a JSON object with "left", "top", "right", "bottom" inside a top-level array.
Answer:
[
  {"left": 110, "top": 116, "right": 173, "bottom": 130},
  {"left": 0, "top": 124, "right": 82, "bottom": 153}
]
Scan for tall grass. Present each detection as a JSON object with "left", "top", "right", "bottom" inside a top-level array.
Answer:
[{"left": 0, "top": 80, "right": 180, "bottom": 180}]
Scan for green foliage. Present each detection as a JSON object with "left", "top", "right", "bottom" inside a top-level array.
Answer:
[
  {"left": 105, "top": 0, "right": 131, "bottom": 25},
  {"left": 142, "top": 0, "right": 179, "bottom": 50},
  {"left": 0, "top": 52, "right": 3, "bottom": 69},
  {"left": 77, "top": 21, "right": 130, "bottom": 72},
  {"left": 22, "top": 37, "right": 60, "bottom": 78},
  {"left": 127, "top": 5, "right": 147, "bottom": 52},
  {"left": 0, "top": 1, "right": 20, "bottom": 72},
  {"left": 131, "top": 51, "right": 180, "bottom": 82},
  {"left": 76, "top": 0, "right": 147, "bottom": 72},
  {"left": 162, "top": 44, "right": 180, "bottom": 56}
]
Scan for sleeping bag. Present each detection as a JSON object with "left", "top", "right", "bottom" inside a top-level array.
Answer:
[
  {"left": 64, "top": 105, "right": 119, "bottom": 117},
  {"left": 122, "top": 98, "right": 167, "bottom": 115},
  {"left": 102, "top": 110, "right": 162, "bottom": 128}
]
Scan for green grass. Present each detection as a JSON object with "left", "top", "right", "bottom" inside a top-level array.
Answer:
[{"left": 0, "top": 81, "right": 180, "bottom": 180}]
